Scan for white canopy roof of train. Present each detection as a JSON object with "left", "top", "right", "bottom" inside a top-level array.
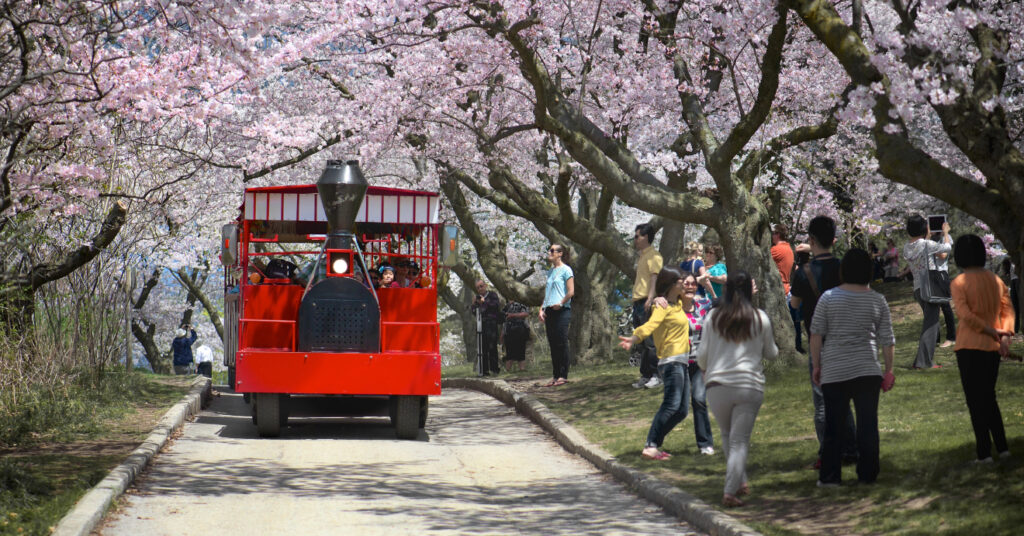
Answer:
[{"left": 242, "top": 184, "right": 440, "bottom": 225}]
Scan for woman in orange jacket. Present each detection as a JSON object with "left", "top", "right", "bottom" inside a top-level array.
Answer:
[{"left": 950, "top": 234, "right": 1015, "bottom": 463}]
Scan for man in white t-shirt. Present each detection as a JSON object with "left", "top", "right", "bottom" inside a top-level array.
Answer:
[{"left": 194, "top": 344, "right": 214, "bottom": 378}]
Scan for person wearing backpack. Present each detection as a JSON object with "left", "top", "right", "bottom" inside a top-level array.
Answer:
[{"left": 789, "top": 216, "right": 858, "bottom": 470}]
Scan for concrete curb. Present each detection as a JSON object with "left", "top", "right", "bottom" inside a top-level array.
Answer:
[
  {"left": 443, "top": 378, "right": 761, "bottom": 536},
  {"left": 52, "top": 376, "right": 212, "bottom": 536}
]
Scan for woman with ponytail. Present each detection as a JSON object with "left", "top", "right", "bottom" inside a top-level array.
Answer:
[{"left": 696, "top": 271, "right": 778, "bottom": 507}]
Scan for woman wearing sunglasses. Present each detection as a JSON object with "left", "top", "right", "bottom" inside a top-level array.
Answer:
[{"left": 539, "top": 243, "right": 574, "bottom": 387}]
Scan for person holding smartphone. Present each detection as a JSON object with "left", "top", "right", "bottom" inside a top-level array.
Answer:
[
  {"left": 903, "top": 215, "right": 952, "bottom": 369},
  {"left": 930, "top": 229, "right": 957, "bottom": 348}
]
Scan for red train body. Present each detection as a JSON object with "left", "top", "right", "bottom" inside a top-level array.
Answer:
[{"left": 220, "top": 161, "right": 455, "bottom": 437}]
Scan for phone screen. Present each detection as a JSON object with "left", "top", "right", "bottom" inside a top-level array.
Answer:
[{"left": 928, "top": 215, "right": 946, "bottom": 232}]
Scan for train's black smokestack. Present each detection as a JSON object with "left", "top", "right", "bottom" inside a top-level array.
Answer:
[{"left": 318, "top": 160, "right": 367, "bottom": 249}]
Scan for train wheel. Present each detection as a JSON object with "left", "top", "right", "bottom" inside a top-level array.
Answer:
[
  {"left": 392, "top": 395, "right": 420, "bottom": 440},
  {"left": 418, "top": 396, "right": 428, "bottom": 429},
  {"left": 256, "top": 393, "right": 281, "bottom": 437}
]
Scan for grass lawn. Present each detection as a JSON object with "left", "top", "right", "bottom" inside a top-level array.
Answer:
[
  {"left": 0, "top": 373, "right": 191, "bottom": 535},
  {"left": 445, "top": 281, "right": 1024, "bottom": 535}
]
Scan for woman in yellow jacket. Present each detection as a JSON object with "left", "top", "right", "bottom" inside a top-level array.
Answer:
[
  {"left": 950, "top": 234, "right": 1015, "bottom": 462},
  {"left": 619, "top": 266, "right": 693, "bottom": 461}
]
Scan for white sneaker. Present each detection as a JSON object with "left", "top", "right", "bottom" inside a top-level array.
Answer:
[
  {"left": 973, "top": 457, "right": 994, "bottom": 464},
  {"left": 816, "top": 480, "right": 840, "bottom": 488},
  {"left": 644, "top": 376, "right": 662, "bottom": 389},
  {"left": 999, "top": 451, "right": 1012, "bottom": 460},
  {"left": 700, "top": 446, "right": 715, "bottom": 455},
  {"left": 632, "top": 377, "right": 649, "bottom": 389}
]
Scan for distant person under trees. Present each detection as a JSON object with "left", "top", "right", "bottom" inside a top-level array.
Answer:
[
  {"left": 790, "top": 215, "right": 858, "bottom": 469},
  {"left": 539, "top": 243, "right": 574, "bottom": 387},
  {"left": 950, "top": 234, "right": 1014, "bottom": 463},
  {"left": 630, "top": 223, "right": 664, "bottom": 390},
  {"left": 903, "top": 216, "right": 951, "bottom": 369},
  {"left": 471, "top": 280, "right": 502, "bottom": 377},
  {"left": 172, "top": 326, "right": 198, "bottom": 375}
]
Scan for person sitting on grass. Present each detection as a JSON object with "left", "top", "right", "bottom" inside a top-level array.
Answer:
[
  {"left": 618, "top": 267, "right": 691, "bottom": 461},
  {"left": 950, "top": 234, "right": 1015, "bottom": 463},
  {"left": 810, "top": 248, "right": 896, "bottom": 488}
]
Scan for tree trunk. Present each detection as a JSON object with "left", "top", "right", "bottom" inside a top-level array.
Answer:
[
  {"left": 175, "top": 266, "right": 223, "bottom": 341},
  {"left": 715, "top": 200, "right": 796, "bottom": 360},
  {"left": 567, "top": 249, "right": 618, "bottom": 364}
]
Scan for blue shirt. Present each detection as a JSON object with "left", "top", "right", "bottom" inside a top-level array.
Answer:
[
  {"left": 708, "top": 262, "right": 727, "bottom": 298},
  {"left": 543, "top": 264, "right": 574, "bottom": 309}
]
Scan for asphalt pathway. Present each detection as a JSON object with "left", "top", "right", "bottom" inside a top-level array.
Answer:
[{"left": 99, "top": 388, "right": 699, "bottom": 535}]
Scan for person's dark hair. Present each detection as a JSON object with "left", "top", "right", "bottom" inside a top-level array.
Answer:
[
  {"left": 807, "top": 216, "right": 836, "bottom": 248},
  {"left": 635, "top": 223, "right": 656, "bottom": 244},
  {"left": 773, "top": 223, "right": 788, "bottom": 241},
  {"left": 549, "top": 243, "right": 572, "bottom": 265},
  {"left": 712, "top": 270, "right": 762, "bottom": 342},
  {"left": 906, "top": 214, "right": 928, "bottom": 238},
  {"left": 706, "top": 243, "right": 724, "bottom": 261},
  {"left": 840, "top": 248, "right": 873, "bottom": 285},
  {"left": 954, "top": 234, "right": 987, "bottom": 269},
  {"left": 653, "top": 267, "right": 690, "bottom": 299}
]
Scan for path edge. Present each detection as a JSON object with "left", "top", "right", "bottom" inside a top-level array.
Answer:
[
  {"left": 51, "top": 376, "right": 212, "bottom": 536},
  {"left": 443, "top": 377, "right": 761, "bottom": 536}
]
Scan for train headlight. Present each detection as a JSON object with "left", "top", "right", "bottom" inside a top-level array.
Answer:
[{"left": 332, "top": 257, "right": 349, "bottom": 274}]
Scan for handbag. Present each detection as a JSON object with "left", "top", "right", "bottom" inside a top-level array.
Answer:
[{"left": 919, "top": 244, "right": 951, "bottom": 305}]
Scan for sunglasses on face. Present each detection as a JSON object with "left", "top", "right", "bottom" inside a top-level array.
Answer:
[{"left": 548, "top": 248, "right": 561, "bottom": 253}]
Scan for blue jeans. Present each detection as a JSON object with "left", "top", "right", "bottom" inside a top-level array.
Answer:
[
  {"left": 544, "top": 307, "right": 571, "bottom": 379},
  {"left": 788, "top": 293, "right": 804, "bottom": 351},
  {"left": 632, "top": 301, "right": 659, "bottom": 379},
  {"left": 687, "top": 362, "right": 714, "bottom": 448},
  {"left": 646, "top": 362, "right": 689, "bottom": 448}
]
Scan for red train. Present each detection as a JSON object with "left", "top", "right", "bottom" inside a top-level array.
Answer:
[{"left": 220, "top": 160, "right": 456, "bottom": 437}]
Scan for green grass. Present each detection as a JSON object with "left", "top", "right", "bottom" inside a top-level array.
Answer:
[
  {"left": 445, "top": 281, "right": 1024, "bottom": 535},
  {"left": 0, "top": 372, "right": 190, "bottom": 535}
]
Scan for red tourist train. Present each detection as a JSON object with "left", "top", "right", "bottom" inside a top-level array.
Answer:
[{"left": 220, "top": 160, "right": 457, "bottom": 438}]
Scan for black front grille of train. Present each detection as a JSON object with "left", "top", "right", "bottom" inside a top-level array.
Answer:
[{"left": 297, "top": 277, "right": 380, "bottom": 353}]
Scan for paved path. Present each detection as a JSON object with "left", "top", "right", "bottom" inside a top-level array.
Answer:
[{"left": 100, "top": 389, "right": 699, "bottom": 535}]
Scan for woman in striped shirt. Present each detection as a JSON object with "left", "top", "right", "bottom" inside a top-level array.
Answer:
[
  {"left": 810, "top": 248, "right": 895, "bottom": 487},
  {"left": 950, "top": 234, "right": 1015, "bottom": 462}
]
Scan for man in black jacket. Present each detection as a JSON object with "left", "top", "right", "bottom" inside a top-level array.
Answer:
[{"left": 790, "top": 216, "right": 857, "bottom": 469}]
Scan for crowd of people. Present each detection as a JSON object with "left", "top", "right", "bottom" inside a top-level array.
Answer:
[{"left": 467, "top": 213, "right": 1018, "bottom": 508}]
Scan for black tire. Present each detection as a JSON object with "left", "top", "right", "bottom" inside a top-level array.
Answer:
[
  {"left": 256, "top": 393, "right": 281, "bottom": 437},
  {"left": 418, "top": 397, "right": 428, "bottom": 429},
  {"left": 392, "top": 395, "right": 420, "bottom": 439}
]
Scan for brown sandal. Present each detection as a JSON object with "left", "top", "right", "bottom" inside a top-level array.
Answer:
[{"left": 722, "top": 494, "right": 745, "bottom": 507}]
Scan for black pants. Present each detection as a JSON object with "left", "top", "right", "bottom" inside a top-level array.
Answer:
[
  {"left": 196, "top": 362, "right": 212, "bottom": 378},
  {"left": 632, "top": 300, "right": 658, "bottom": 379},
  {"left": 504, "top": 325, "right": 528, "bottom": 362},
  {"left": 479, "top": 321, "right": 501, "bottom": 375},
  {"left": 938, "top": 301, "right": 956, "bottom": 342},
  {"left": 956, "top": 349, "right": 1008, "bottom": 459},
  {"left": 821, "top": 375, "right": 881, "bottom": 484},
  {"left": 544, "top": 307, "right": 571, "bottom": 380}
]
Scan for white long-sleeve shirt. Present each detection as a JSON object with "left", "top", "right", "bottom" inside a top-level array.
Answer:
[{"left": 696, "top": 309, "right": 778, "bottom": 392}]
